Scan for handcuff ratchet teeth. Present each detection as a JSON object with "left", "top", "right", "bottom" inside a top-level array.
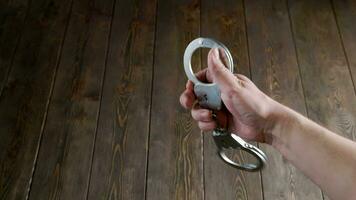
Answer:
[{"left": 183, "top": 37, "right": 267, "bottom": 172}]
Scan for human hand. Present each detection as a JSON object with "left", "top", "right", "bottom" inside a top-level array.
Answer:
[{"left": 180, "top": 48, "right": 281, "bottom": 143}]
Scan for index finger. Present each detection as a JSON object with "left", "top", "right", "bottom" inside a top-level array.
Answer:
[
  {"left": 180, "top": 81, "right": 196, "bottom": 109},
  {"left": 194, "top": 68, "right": 214, "bottom": 83}
]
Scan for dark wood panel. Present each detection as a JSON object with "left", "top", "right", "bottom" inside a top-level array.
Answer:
[
  {"left": 28, "top": 0, "right": 113, "bottom": 199},
  {"left": 146, "top": 0, "right": 203, "bottom": 199},
  {"left": 201, "top": 0, "right": 263, "bottom": 199},
  {"left": 288, "top": 1, "right": 356, "bottom": 198},
  {"left": 0, "top": 0, "right": 73, "bottom": 199},
  {"left": 0, "top": 0, "right": 30, "bottom": 95},
  {"left": 332, "top": 0, "right": 356, "bottom": 91},
  {"left": 87, "top": 0, "right": 157, "bottom": 199},
  {"left": 288, "top": 0, "right": 356, "bottom": 139},
  {"left": 245, "top": 0, "right": 323, "bottom": 199}
]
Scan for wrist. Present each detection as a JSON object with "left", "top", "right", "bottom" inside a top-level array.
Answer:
[{"left": 263, "top": 100, "right": 299, "bottom": 148}]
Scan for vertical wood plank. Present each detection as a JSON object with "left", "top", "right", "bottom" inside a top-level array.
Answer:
[
  {"left": 146, "top": 0, "right": 203, "bottom": 199},
  {"left": 288, "top": 0, "right": 356, "bottom": 198},
  {"left": 245, "top": 0, "right": 323, "bottom": 199},
  {"left": 28, "top": 0, "right": 114, "bottom": 199},
  {"left": 0, "top": 0, "right": 30, "bottom": 95},
  {"left": 288, "top": 0, "right": 356, "bottom": 140},
  {"left": 87, "top": 0, "right": 157, "bottom": 199},
  {"left": 0, "top": 0, "right": 73, "bottom": 198},
  {"left": 201, "top": 0, "right": 263, "bottom": 199},
  {"left": 332, "top": 0, "right": 356, "bottom": 91}
]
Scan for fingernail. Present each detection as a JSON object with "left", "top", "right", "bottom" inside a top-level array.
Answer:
[{"left": 213, "top": 48, "right": 219, "bottom": 59}]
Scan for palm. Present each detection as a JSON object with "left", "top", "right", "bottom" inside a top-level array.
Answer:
[{"left": 219, "top": 80, "right": 268, "bottom": 142}]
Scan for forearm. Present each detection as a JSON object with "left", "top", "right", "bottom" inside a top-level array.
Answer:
[{"left": 270, "top": 103, "right": 356, "bottom": 200}]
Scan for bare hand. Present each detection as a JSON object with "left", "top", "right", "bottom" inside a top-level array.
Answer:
[{"left": 179, "top": 48, "right": 279, "bottom": 143}]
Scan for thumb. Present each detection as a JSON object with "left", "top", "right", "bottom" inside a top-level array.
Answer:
[{"left": 208, "top": 48, "right": 238, "bottom": 92}]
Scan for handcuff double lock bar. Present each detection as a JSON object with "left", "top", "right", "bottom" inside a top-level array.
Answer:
[{"left": 183, "top": 38, "right": 267, "bottom": 172}]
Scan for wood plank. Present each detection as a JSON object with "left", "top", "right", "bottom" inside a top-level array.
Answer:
[
  {"left": 288, "top": 0, "right": 356, "bottom": 140},
  {"left": 332, "top": 0, "right": 356, "bottom": 91},
  {"left": 0, "top": 0, "right": 72, "bottom": 198},
  {"left": 288, "top": 0, "right": 356, "bottom": 198},
  {"left": 146, "top": 0, "right": 203, "bottom": 199},
  {"left": 0, "top": 0, "right": 30, "bottom": 95},
  {"left": 87, "top": 0, "right": 157, "bottom": 199},
  {"left": 28, "top": 0, "right": 114, "bottom": 199},
  {"left": 245, "top": 0, "right": 323, "bottom": 199},
  {"left": 201, "top": 0, "right": 263, "bottom": 199}
]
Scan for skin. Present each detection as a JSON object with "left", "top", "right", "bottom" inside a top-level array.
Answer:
[{"left": 180, "top": 48, "right": 356, "bottom": 200}]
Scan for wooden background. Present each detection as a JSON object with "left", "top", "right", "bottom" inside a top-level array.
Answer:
[{"left": 0, "top": 0, "right": 355, "bottom": 199}]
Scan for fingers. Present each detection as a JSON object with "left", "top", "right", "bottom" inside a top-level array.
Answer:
[
  {"left": 195, "top": 69, "right": 208, "bottom": 83},
  {"left": 195, "top": 68, "right": 213, "bottom": 83},
  {"left": 198, "top": 121, "right": 216, "bottom": 131},
  {"left": 191, "top": 104, "right": 229, "bottom": 131},
  {"left": 207, "top": 48, "right": 240, "bottom": 92},
  {"left": 191, "top": 106, "right": 216, "bottom": 131},
  {"left": 179, "top": 81, "right": 195, "bottom": 109},
  {"left": 191, "top": 108, "right": 212, "bottom": 122},
  {"left": 218, "top": 48, "right": 229, "bottom": 67},
  {"left": 186, "top": 79, "right": 193, "bottom": 90},
  {"left": 179, "top": 67, "right": 215, "bottom": 109}
]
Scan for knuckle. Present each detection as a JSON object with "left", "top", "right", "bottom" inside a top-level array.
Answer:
[
  {"left": 236, "top": 74, "right": 248, "bottom": 80},
  {"left": 180, "top": 99, "right": 188, "bottom": 109},
  {"left": 191, "top": 109, "right": 197, "bottom": 119},
  {"left": 203, "top": 110, "right": 212, "bottom": 120},
  {"left": 179, "top": 95, "right": 186, "bottom": 105},
  {"left": 224, "top": 88, "right": 239, "bottom": 100},
  {"left": 191, "top": 109, "right": 201, "bottom": 120},
  {"left": 198, "top": 122, "right": 205, "bottom": 130},
  {"left": 198, "top": 121, "right": 216, "bottom": 131}
]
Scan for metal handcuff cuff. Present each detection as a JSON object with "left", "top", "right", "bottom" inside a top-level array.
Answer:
[{"left": 183, "top": 38, "right": 267, "bottom": 172}]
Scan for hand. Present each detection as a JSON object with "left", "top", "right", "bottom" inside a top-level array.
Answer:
[{"left": 180, "top": 48, "right": 281, "bottom": 143}]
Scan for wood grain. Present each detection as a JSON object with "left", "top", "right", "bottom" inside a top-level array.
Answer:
[
  {"left": 245, "top": 0, "right": 323, "bottom": 199},
  {"left": 0, "top": 0, "right": 72, "bottom": 199},
  {"left": 28, "top": 0, "right": 114, "bottom": 199},
  {"left": 288, "top": 0, "right": 356, "bottom": 198},
  {"left": 1, "top": 1, "right": 356, "bottom": 199},
  {"left": 0, "top": 0, "right": 30, "bottom": 96},
  {"left": 146, "top": 0, "right": 203, "bottom": 199},
  {"left": 288, "top": 0, "right": 356, "bottom": 140},
  {"left": 332, "top": 0, "right": 356, "bottom": 91},
  {"left": 87, "top": 0, "right": 157, "bottom": 199},
  {"left": 201, "top": 0, "right": 263, "bottom": 200}
]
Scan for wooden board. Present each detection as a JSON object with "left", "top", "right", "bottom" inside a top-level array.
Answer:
[
  {"left": 245, "top": 0, "right": 323, "bottom": 199},
  {"left": 288, "top": 0, "right": 356, "bottom": 141},
  {"left": 332, "top": 0, "right": 356, "bottom": 90},
  {"left": 1, "top": 1, "right": 356, "bottom": 199},
  {"left": 28, "top": 0, "right": 113, "bottom": 199},
  {"left": 288, "top": 0, "right": 356, "bottom": 198},
  {"left": 201, "top": 0, "right": 263, "bottom": 199},
  {"left": 146, "top": 0, "right": 203, "bottom": 199},
  {"left": 0, "top": 0, "right": 30, "bottom": 95},
  {"left": 0, "top": 0, "right": 72, "bottom": 199},
  {"left": 87, "top": 0, "right": 157, "bottom": 199}
]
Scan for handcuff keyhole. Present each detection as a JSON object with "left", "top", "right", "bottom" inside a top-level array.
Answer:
[
  {"left": 197, "top": 94, "right": 208, "bottom": 102},
  {"left": 203, "top": 94, "right": 208, "bottom": 100}
]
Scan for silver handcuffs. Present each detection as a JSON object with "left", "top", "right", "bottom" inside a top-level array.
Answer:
[{"left": 183, "top": 38, "right": 267, "bottom": 172}]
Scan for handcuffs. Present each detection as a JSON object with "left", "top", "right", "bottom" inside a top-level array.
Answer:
[{"left": 183, "top": 38, "right": 267, "bottom": 172}]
